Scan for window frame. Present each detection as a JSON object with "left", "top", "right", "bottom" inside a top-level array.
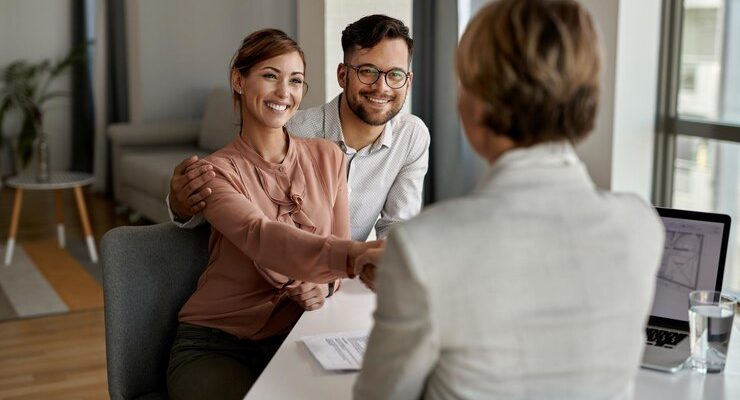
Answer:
[{"left": 653, "top": 0, "right": 740, "bottom": 207}]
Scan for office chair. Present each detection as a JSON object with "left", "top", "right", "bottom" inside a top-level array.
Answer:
[{"left": 101, "top": 222, "right": 210, "bottom": 400}]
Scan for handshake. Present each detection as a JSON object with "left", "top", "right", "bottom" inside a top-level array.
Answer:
[{"left": 348, "top": 240, "right": 385, "bottom": 292}]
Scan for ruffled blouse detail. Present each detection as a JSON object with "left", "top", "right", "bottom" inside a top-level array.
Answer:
[
  {"left": 234, "top": 132, "right": 317, "bottom": 233},
  {"left": 255, "top": 165, "right": 316, "bottom": 233}
]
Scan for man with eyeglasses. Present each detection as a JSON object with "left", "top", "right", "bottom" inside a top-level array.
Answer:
[{"left": 167, "top": 15, "right": 429, "bottom": 297}]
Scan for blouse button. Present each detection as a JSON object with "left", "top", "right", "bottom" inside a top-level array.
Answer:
[{"left": 278, "top": 166, "right": 286, "bottom": 172}]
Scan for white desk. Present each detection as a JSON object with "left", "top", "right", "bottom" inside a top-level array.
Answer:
[{"left": 246, "top": 279, "right": 740, "bottom": 399}]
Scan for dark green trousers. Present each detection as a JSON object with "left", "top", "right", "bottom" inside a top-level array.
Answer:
[{"left": 167, "top": 323, "right": 287, "bottom": 400}]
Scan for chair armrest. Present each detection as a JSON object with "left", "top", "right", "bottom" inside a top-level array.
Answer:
[{"left": 108, "top": 119, "right": 201, "bottom": 146}]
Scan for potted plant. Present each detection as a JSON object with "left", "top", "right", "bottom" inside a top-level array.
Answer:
[{"left": 0, "top": 45, "right": 86, "bottom": 181}]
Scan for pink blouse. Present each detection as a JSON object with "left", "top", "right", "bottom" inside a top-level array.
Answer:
[{"left": 178, "top": 133, "right": 352, "bottom": 340}]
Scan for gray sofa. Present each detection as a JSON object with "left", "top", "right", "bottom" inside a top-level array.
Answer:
[{"left": 108, "top": 88, "right": 237, "bottom": 222}]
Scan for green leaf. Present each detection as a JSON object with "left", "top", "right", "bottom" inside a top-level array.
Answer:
[
  {"left": 50, "top": 45, "right": 86, "bottom": 77},
  {"left": 0, "top": 41, "right": 90, "bottom": 158}
]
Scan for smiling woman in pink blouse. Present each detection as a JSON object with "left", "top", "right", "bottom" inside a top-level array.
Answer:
[{"left": 166, "top": 29, "right": 381, "bottom": 400}]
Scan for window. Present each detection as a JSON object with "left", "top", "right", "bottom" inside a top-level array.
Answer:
[
  {"left": 457, "top": 0, "right": 491, "bottom": 37},
  {"left": 656, "top": 0, "right": 740, "bottom": 293}
]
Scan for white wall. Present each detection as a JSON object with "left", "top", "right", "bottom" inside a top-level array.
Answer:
[
  {"left": 576, "top": 0, "right": 662, "bottom": 201},
  {"left": 574, "top": 0, "right": 619, "bottom": 192},
  {"left": 297, "top": 0, "right": 327, "bottom": 109},
  {"left": 0, "top": 0, "right": 72, "bottom": 172},
  {"left": 611, "top": 0, "right": 662, "bottom": 198},
  {"left": 127, "top": 0, "right": 297, "bottom": 122}
]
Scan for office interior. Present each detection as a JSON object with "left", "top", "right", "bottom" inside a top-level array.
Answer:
[{"left": 0, "top": 0, "right": 738, "bottom": 398}]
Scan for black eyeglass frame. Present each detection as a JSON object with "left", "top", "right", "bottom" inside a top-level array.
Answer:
[{"left": 343, "top": 63, "right": 411, "bottom": 89}]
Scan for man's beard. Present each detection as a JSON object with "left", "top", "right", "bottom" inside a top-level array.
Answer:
[{"left": 346, "top": 87, "right": 406, "bottom": 126}]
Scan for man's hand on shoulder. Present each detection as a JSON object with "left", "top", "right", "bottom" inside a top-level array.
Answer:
[{"left": 169, "top": 155, "right": 216, "bottom": 221}]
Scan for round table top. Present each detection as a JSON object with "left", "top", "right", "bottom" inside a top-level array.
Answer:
[{"left": 6, "top": 172, "right": 95, "bottom": 190}]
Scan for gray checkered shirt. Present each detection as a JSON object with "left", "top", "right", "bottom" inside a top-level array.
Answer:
[{"left": 169, "top": 94, "right": 430, "bottom": 241}]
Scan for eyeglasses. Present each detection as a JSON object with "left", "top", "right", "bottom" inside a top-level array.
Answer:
[{"left": 344, "top": 63, "right": 410, "bottom": 89}]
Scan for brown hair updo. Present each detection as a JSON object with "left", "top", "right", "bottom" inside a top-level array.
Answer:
[{"left": 230, "top": 29, "right": 307, "bottom": 126}]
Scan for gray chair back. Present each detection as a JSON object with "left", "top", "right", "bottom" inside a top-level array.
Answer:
[{"left": 102, "top": 222, "right": 210, "bottom": 400}]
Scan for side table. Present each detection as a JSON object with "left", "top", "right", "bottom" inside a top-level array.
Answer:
[{"left": 4, "top": 172, "right": 98, "bottom": 266}]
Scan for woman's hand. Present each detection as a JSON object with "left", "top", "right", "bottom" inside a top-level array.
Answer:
[
  {"left": 348, "top": 240, "right": 385, "bottom": 290},
  {"left": 286, "top": 282, "right": 330, "bottom": 311},
  {"left": 356, "top": 248, "right": 384, "bottom": 292},
  {"left": 348, "top": 240, "right": 384, "bottom": 275}
]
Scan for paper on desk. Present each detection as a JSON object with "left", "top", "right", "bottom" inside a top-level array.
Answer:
[{"left": 302, "top": 331, "right": 369, "bottom": 371}]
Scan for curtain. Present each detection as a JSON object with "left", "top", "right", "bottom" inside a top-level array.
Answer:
[
  {"left": 95, "top": 0, "right": 129, "bottom": 194},
  {"left": 71, "top": 0, "right": 95, "bottom": 173},
  {"left": 70, "top": 0, "right": 127, "bottom": 194},
  {"left": 412, "top": 0, "right": 486, "bottom": 204}
]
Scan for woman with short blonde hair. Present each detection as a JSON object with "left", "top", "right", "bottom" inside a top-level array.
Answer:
[
  {"left": 456, "top": 0, "right": 601, "bottom": 146},
  {"left": 354, "top": 1, "right": 665, "bottom": 399}
]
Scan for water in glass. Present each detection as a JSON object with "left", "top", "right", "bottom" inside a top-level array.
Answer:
[{"left": 688, "top": 304, "right": 734, "bottom": 373}]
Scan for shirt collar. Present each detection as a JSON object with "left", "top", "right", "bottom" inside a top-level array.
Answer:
[
  {"left": 495, "top": 140, "right": 580, "bottom": 169},
  {"left": 375, "top": 118, "right": 394, "bottom": 150},
  {"left": 323, "top": 93, "right": 394, "bottom": 153},
  {"left": 323, "top": 94, "right": 345, "bottom": 145},
  {"left": 474, "top": 140, "right": 584, "bottom": 194}
]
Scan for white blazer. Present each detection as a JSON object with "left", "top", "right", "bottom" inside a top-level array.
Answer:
[{"left": 354, "top": 141, "right": 665, "bottom": 400}]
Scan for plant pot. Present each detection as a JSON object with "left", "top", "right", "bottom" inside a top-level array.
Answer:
[{"left": 35, "top": 134, "right": 50, "bottom": 182}]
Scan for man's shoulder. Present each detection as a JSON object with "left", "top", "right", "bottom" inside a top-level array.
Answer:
[
  {"left": 390, "top": 112, "right": 430, "bottom": 149},
  {"left": 393, "top": 112, "right": 428, "bottom": 134},
  {"left": 286, "top": 103, "right": 327, "bottom": 139},
  {"left": 293, "top": 103, "right": 325, "bottom": 122}
]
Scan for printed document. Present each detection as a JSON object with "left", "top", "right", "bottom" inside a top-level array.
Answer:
[{"left": 302, "top": 331, "right": 369, "bottom": 371}]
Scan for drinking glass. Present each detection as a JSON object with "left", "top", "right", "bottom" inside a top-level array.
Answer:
[{"left": 688, "top": 290, "right": 736, "bottom": 373}]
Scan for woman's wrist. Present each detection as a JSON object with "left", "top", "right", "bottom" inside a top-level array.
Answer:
[{"left": 347, "top": 242, "right": 364, "bottom": 278}]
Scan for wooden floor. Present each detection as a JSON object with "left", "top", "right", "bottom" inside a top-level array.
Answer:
[
  {"left": 0, "top": 310, "right": 107, "bottom": 399},
  {"left": 0, "top": 186, "right": 129, "bottom": 400}
]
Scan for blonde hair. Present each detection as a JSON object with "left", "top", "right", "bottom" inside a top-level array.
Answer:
[{"left": 456, "top": 0, "right": 601, "bottom": 145}]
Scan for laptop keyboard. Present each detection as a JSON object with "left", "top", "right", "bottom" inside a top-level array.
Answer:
[{"left": 646, "top": 327, "right": 687, "bottom": 348}]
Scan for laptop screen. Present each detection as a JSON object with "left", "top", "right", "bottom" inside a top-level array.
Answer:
[{"left": 649, "top": 212, "right": 728, "bottom": 323}]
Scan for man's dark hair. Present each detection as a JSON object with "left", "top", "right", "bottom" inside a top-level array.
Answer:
[{"left": 341, "top": 15, "right": 414, "bottom": 62}]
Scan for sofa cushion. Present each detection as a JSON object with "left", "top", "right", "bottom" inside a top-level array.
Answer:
[
  {"left": 120, "top": 147, "right": 209, "bottom": 200},
  {"left": 198, "top": 88, "right": 240, "bottom": 152}
]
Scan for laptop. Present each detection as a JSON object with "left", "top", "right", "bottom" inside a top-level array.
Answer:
[{"left": 641, "top": 207, "right": 731, "bottom": 373}]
